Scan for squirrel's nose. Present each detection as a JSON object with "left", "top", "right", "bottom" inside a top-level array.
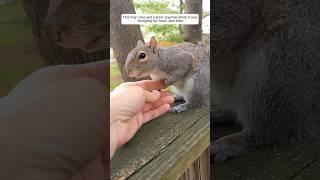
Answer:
[{"left": 43, "top": 25, "right": 63, "bottom": 44}]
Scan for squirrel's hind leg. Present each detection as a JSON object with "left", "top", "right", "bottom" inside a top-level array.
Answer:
[{"left": 211, "top": 131, "right": 254, "bottom": 163}]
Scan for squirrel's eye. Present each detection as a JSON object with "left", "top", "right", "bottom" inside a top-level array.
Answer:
[{"left": 138, "top": 53, "right": 146, "bottom": 59}]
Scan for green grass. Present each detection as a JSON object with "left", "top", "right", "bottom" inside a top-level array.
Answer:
[
  {"left": 0, "top": 1, "right": 24, "bottom": 18},
  {"left": 0, "top": 23, "right": 32, "bottom": 47},
  {"left": 0, "top": 1, "right": 42, "bottom": 97},
  {"left": 110, "top": 62, "right": 123, "bottom": 91},
  {"left": 0, "top": 0, "right": 32, "bottom": 47}
]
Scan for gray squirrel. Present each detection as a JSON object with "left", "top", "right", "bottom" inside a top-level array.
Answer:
[
  {"left": 124, "top": 36, "right": 210, "bottom": 113},
  {"left": 212, "top": 0, "right": 320, "bottom": 163}
]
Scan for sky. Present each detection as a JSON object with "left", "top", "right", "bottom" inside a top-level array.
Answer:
[{"left": 202, "top": 0, "right": 210, "bottom": 12}]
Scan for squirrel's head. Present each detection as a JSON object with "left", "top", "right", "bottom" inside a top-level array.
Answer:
[
  {"left": 43, "top": 0, "right": 108, "bottom": 52},
  {"left": 124, "top": 36, "right": 158, "bottom": 78}
]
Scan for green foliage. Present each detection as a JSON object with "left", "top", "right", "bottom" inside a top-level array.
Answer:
[
  {"left": 145, "top": 24, "right": 183, "bottom": 43},
  {"left": 134, "top": 0, "right": 183, "bottom": 43},
  {"left": 134, "top": 1, "right": 177, "bottom": 14}
]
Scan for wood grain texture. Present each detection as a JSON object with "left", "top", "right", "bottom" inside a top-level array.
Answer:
[
  {"left": 293, "top": 159, "right": 320, "bottom": 180},
  {"left": 130, "top": 113, "right": 209, "bottom": 179},
  {"left": 212, "top": 123, "right": 320, "bottom": 179},
  {"left": 179, "top": 147, "right": 210, "bottom": 180},
  {"left": 111, "top": 109, "right": 209, "bottom": 179}
]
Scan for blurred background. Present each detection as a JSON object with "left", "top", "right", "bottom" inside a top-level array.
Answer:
[
  {"left": 0, "top": 0, "right": 107, "bottom": 96},
  {"left": 110, "top": 0, "right": 210, "bottom": 90},
  {"left": 0, "top": 0, "right": 43, "bottom": 97},
  {"left": 0, "top": 0, "right": 210, "bottom": 96}
]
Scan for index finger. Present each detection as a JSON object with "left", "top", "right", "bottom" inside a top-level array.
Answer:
[{"left": 120, "top": 80, "right": 165, "bottom": 91}]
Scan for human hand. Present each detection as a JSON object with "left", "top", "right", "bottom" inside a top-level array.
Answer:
[
  {"left": 0, "top": 61, "right": 107, "bottom": 180},
  {"left": 110, "top": 80, "right": 174, "bottom": 158}
]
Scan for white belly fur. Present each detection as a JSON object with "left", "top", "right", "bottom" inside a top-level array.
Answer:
[
  {"left": 171, "top": 76, "right": 194, "bottom": 102},
  {"left": 150, "top": 70, "right": 194, "bottom": 102}
]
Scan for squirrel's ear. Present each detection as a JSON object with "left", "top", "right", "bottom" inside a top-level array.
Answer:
[
  {"left": 137, "top": 40, "right": 144, "bottom": 47},
  {"left": 149, "top": 36, "right": 157, "bottom": 53}
]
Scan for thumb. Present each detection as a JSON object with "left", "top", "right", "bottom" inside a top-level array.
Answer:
[
  {"left": 25, "top": 60, "right": 107, "bottom": 85},
  {"left": 143, "top": 90, "right": 161, "bottom": 103}
]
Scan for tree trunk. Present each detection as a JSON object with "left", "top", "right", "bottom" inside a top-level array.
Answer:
[
  {"left": 110, "top": 0, "right": 145, "bottom": 82},
  {"left": 178, "top": 0, "right": 184, "bottom": 36},
  {"left": 23, "top": 0, "right": 107, "bottom": 65},
  {"left": 183, "top": 0, "right": 202, "bottom": 44}
]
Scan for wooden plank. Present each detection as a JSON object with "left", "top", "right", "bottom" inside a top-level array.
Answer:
[
  {"left": 212, "top": 123, "right": 320, "bottom": 180},
  {"left": 111, "top": 109, "right": 209, "bottom": 179},
  {"left": 129, "top": 113, "right": 210, "bottom": 180},
  {"left": 178, "top": 147, "right": 210, "bottom": 180},
  {"left": 212, "top": 141, "right": 320, "bottom": 179},
  {"left": 293, "top": 159, "right": 320, "bottom": 180}
]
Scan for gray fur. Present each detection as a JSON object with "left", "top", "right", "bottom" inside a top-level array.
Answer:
[
  {"left": 125, "top": 38, "right": 210, "bottom": 112},
  {"left": 212, "top": 0, "right": 320, "bottom": 162}
]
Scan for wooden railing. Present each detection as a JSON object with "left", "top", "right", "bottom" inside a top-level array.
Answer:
[{"left": 111, "top": 109, "right": 210, "bottom": 180}]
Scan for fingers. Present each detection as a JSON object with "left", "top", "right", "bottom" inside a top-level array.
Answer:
[
  {"left": 143, "top": 90, "right": 161, "bottom": 103},
  {"left": 142, "top": 104, "right": 170, "bottom": 124},
  {"left": 135, "top": 80, "right": 165, "bottom": 90},
  {"left": 26, "top": 60, "right": 107, "bottom": 85},
  {"left": 160, "top": 91, "right": 173, "bottom": 98},
  {"left": 142, "top": 94, "right": 174, "bottom": 112},
  {"left": 120, "top": 80, "right": 165, "bottom": 91}
]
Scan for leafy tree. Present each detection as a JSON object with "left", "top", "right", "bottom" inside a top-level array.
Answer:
[{"left": 134, "top": 0, "right": 183, "bottom": 43}]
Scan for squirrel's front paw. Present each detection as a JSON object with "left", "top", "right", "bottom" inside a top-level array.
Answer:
[{"left": 169, "top": 104, "right": 188, "bottom": 113}]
